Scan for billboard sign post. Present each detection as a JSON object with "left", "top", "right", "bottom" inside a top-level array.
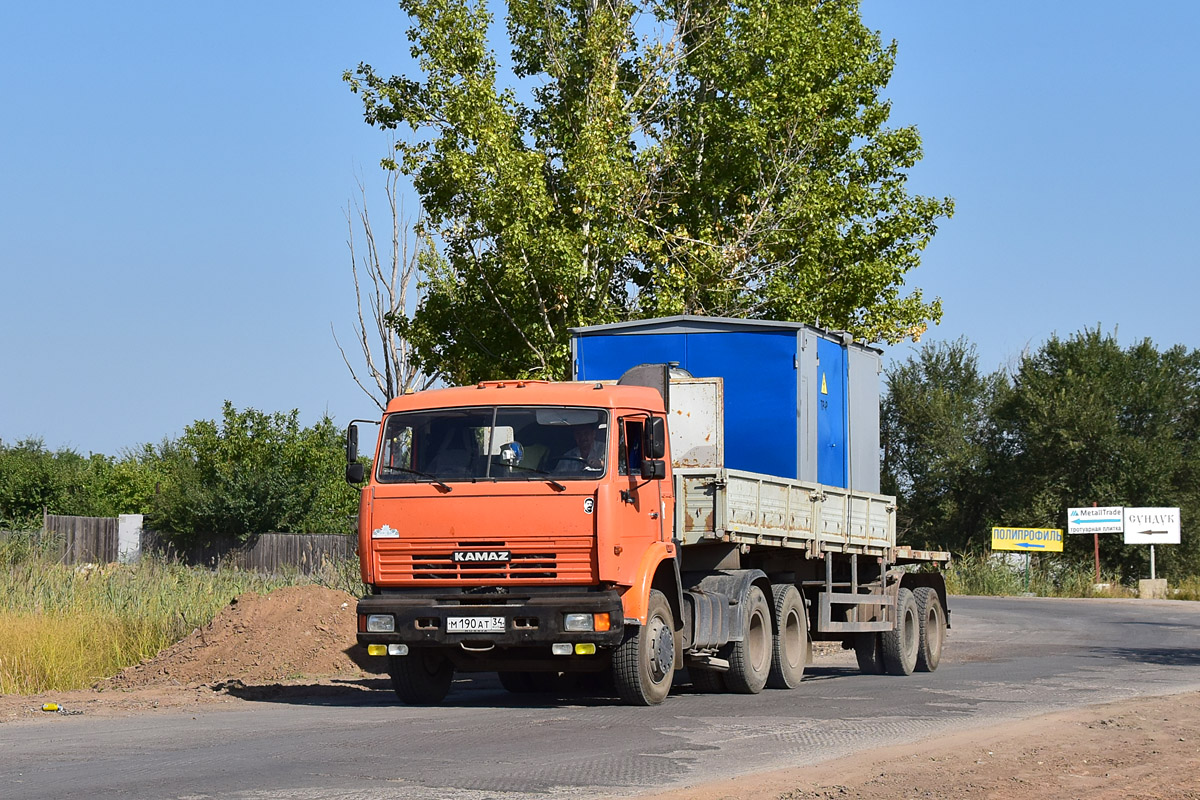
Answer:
[
  {"left": 1123, "top": 508, "right": 1181, "bottom": 581},
  {"left": 991, "top": 528, "right": 1063, "bottom": 593},
  {"left": 1068, "top": 506, "right": 1124, "bottom": 583}
]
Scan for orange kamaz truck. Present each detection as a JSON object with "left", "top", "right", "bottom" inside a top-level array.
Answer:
[{"left": 349, "top": 316, "right": 949, "bottom": 705}]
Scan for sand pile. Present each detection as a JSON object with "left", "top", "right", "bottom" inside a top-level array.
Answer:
[{"left": 103, "top": 585, "right": 366, "bottom": 689}]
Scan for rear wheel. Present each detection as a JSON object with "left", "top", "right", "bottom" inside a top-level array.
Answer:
[
  {"left": 612, "top": 589, "right": 676, "bottom": 705},
  {"left": 880, "top": 588, "right": 919, "bottom": 676},
  {"left": 724, "top": 585, "right": 772, "bottom": 694},
  {"left": 767, "top": 584, "right": 807, "bottom": 689},
  {"left": 913, "top": 587, "right": 946, "bottom": 672},
  {"left": 389, "top": 649, "right": 453, "bottom": 705}
]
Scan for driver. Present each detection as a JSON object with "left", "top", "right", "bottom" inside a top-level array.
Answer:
[{"left": 553, "top": 424, "right": 606, "bottom": 475}]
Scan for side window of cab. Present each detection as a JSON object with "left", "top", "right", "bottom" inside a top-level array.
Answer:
[{"left": 619, "top": 419, "right": 644, "bottom": 476}]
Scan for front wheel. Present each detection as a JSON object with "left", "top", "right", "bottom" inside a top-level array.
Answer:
[
  {"left": 612, "top": 589, "right": 676, "bottom": 705},
  {"left": 389, "top": 649, "right": 453, "bottom": 705}
]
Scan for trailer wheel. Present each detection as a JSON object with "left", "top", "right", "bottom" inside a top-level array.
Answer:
[
  {"left": 612, "top": 589, "right": 676, "bottom": 705},
  {"left": 913, "top": 587, "right": 946, "bottom": 672},
  {"left": 724, "top": 585, "right": 772, "bottom": 694},
  {"left": 389, "top": 649, "right": 453, "bottom": 705},
  {"left": 880, "top": 588, "right": 919, "bottom": 676},
  {"left": 767, "top": 584, "right": 807, "bottom": 689},
  {"left": 688, "top": 668, "right": 726, "bottom": 693},
  {"left": 854, "top": 633, "right": 884, "bottom": 674}
]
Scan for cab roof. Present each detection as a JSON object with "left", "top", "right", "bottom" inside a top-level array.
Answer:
[{"left": 383, "top": 380, "right": 665, "bottom": 415}]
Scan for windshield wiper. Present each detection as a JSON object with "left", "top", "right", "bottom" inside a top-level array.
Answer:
[
  {"left": 506, "top": 463, "right": 567, "bottom": 491},
  {"left": 385, "top": 466, "right": 453, "bottom": 492}
]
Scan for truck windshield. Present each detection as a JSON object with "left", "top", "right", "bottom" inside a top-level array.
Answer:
[{"left": 376, "top": 406, "right": 609, "bottom": 483}]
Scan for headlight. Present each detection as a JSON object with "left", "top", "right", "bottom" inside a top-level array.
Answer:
[
  {"left": 366, "top": 614, "right": 396, "bottom": 632},
  {"left": 564, "top": 613, "right": 593, "bottom": 631}
]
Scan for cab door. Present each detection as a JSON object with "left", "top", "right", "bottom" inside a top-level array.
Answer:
[{"left": 597, "top": 415, "right": 666, "bottom": 586}]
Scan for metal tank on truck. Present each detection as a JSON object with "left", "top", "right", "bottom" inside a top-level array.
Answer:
[{"left": 347, "top": 315, "right": 950, "bottom": 705}]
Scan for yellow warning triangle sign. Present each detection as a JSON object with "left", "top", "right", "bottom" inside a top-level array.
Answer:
[{"left": 820, "top": 373, "right": 828, "bottom": 395}]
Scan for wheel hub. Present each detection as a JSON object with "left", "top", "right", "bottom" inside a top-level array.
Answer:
[{"left": 648, "top": 619, "right": 674, "bottom": 681}]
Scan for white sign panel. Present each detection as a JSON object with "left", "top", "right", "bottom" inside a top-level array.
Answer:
[
  {"left": 1123, "top": 507, "right": 1181, "bottom": 545},
  {"left": 1067, "top": 506, "right": 1124, "bottom": 534}
]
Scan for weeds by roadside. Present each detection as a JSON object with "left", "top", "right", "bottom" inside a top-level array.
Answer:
[
  {"left": 0, "top": 531, "right": 362, "bottom": 695},
  {"left": 941, "top": 552, "right": 1197, "bottom": 599}
]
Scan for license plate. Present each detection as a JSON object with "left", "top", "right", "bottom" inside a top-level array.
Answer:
[{"left": 447, "top": 616, "right": 505, "bottom": 634}]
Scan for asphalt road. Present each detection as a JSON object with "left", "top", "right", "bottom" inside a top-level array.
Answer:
[{"left": 3, "top": 595, "right": 1200, "bottom": 800}]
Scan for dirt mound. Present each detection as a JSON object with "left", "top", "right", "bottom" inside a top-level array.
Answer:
[{"left": 103, "top": 585, "right": 366, "bottom": 690}]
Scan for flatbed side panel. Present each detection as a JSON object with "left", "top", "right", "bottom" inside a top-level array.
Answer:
[{"left": 675, "top": 468, "right": 896, "bottom": 557}]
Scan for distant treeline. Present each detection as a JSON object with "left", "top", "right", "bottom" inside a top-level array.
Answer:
[
  {"left": 883, "top": 328, "right": 1200, "bottom": 582},
  {"left": 0, "top": 402, "right": 359, "bottom": 544}
]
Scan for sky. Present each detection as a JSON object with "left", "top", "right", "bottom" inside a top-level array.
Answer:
[{"left": 2, "top": 1, "right": 1198, "bottom": 457}]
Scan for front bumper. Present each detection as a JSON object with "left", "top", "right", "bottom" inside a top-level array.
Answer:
[{"left": 356, "top": 586, "right": 626, "bottom": 649}]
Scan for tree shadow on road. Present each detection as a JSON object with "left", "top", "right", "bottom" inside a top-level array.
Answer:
[{"left": 1088, "top": 647, "right": 1200, "bottom": 667}]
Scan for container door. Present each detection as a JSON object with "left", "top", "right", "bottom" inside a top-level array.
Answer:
[{"left": 816, "top": 338, "right": 847, "bottom": 487}]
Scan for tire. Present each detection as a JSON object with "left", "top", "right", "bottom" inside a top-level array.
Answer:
[
  {"left": 880, "top": 587, "right": 919, "bottom": 676},
  {"left": 767, "top": 584, "right": 807, "bottom": 689},
  {"left": 724, "top": 585, "right": 772, "bottom": 694},
  {"left": 913, "top": 586, "right": 946, "bottom": 672},
  {"left": 498, "top": 671, "right": 541, "bottom": 694},
  {"left": 854, "top": 633, "right": 884, "bottom": 674},
  {"left": 688, "top": 667, "right": 726, "bottom": 693},
  {"left": 612, "top": 589, "right": 676, "bottom": 705},
  {"left": 389, "top": 649, "right": 453, "bottom": 705}
]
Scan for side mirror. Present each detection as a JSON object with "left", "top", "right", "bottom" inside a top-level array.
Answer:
[
  {"left": 345, "top": 462, "right": 365, "bottom": 484},
  {"left": 346, "top": 424, "right": 359, "bottom": 463},
  {"left": 644, "top": 417, "right": 666, "bottom": 460},
  {"left": 640, "top": 459, "right": 666, "bottom": 481}
]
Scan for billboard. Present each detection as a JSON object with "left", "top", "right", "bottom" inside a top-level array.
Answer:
[
  {"left": 991, "top": 527, "right": 1064, "bottom": 552},
  {"left": 1123, "top": 508, "right": 1181, "bottom": 545}
]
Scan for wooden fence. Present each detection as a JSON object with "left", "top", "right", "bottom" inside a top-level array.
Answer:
[
  {"left": 4, "top": 515, "right": 356, "bottom": 574},
  {"left": 140, "top": 530, "right": 356, "bottom": 573}
]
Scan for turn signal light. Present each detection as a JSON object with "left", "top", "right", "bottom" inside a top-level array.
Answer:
[{"left": 593, "top": 613, "right": 611, "bottom": 632}]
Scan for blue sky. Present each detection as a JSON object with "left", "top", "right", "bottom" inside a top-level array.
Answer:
[{"left": 2, "top": 1, "right": 1198, "bottom": 456}]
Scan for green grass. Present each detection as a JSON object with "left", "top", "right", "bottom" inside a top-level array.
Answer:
[
  {"left": 944, "top": 553, "right": 1153, "bottom": 598},
  {"left": 0, "top": 531, "right": 362, "bottom": 695}
]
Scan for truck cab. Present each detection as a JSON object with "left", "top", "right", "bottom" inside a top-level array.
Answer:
[{"left": 352, "top": 379, "right": 682, "bottom": 704}]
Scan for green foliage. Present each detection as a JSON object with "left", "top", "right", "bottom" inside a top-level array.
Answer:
[
  {"left": 2, "top": 404, "right": 360, "bottom": 545},
  {"left": 997, "top": 329, "right": 1200, "bottom": 580},
  {"left": 147, "top": 402, "right": 359, "bottom": 542},
  {"left": 0, "top": 439, "right": 156, "bottom": 528},
  {"left": 882, "top": 339, "right": 1008, "bottom": 552},
  {"left": 884, "top": 329, "right": 1200, "bottom": 582},
  {"left": 944, "top": 553, "right": 1131, "bottom": 598},
  {"left": 0, "top": 438, "right": 69, "bottom": 529},
  {"left": 347, "top": 0, "right": 952, "bottom": 383}
]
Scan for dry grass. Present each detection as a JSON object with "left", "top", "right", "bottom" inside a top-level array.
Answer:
[{"left": 0, "top": 535, "right": 359, "bottom": 694}]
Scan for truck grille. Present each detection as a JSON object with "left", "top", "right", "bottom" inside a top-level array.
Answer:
[
  {"left": 413, "top": 550, "right": 558, "bottom": 580},
  {"left": 374, "top": 538, "right": 596, "bottom": 585}
]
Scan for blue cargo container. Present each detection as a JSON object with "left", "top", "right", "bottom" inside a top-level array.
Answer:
[{"left": 569, "top": 316, "right": 881, "bottom": 493}]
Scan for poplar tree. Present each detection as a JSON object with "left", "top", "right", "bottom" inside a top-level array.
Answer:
[{"left": 347, "top": 0, "right": 952, "bottom": 383}]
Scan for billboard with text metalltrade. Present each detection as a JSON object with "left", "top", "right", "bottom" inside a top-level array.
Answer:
[{"left": 1067, "top": 506, "right": 1124, "bottom": 534}]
